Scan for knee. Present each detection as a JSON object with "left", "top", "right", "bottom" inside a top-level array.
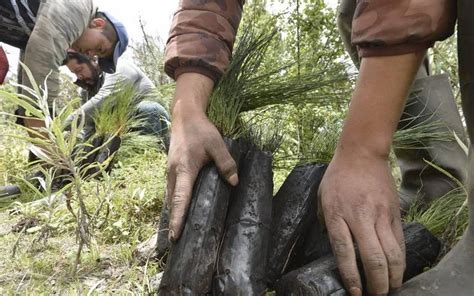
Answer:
[
  {"left": 135, "top": 101, "right": 170, "bottom": 137},
  {"left": 137, "top": 101, "right": 169, "bottom": 120}
]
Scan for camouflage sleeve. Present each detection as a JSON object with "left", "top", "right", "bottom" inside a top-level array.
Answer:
[
  {"left": 164, "top": 0, "right": 245, "bottom": 83},
  {"left": 23, "top": 0, "right": 94, "bottom": 104},
  {"left": 351, "top": 0, "right": 457, "bottom": 57}
]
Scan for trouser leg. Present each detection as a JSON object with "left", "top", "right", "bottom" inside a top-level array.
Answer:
[
  {"left": 337, "top": 0, "right": 467, "bottom": 210},
  {"left": 395, "top": 74, "right": 467, "bottom": 210},
  {"left": 15, "top": 49, "right": 25, "bottom": 125},
  {"left": 395, "top": 152, "right": 474, "bottom": 296},
  {"left": 135, "top": 101, "right": 170, "bottom": 139}
]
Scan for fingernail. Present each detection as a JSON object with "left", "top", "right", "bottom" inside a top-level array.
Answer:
[
  {"left": 168, "top": 230, "right": 175, "bottom": 242},
  {"left": 228, "top": 173, "right": 238, "bottom": 186},
  {"left": 349, "top": 287, "right": 362, "bottom": 296}
]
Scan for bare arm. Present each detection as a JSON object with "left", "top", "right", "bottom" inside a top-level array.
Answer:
[{"left": 319, "top": 52, "right": 425, "bottom": 295}]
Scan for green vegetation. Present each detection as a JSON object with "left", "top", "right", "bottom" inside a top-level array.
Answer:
[
  {"left": 0, "top": 0, "right": 469, "bottom": 293},
  {"left": 0, "top": 65, "right": 167, "bottom": 294}
]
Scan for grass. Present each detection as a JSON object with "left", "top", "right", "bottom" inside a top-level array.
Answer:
[
  {"left": 0, "top": 67, "right": 168, "bottom": 294},
  {"left": 0, "top": 223, "right": 161, "bottom": 294},
  {"left": 0, "top": 84, "right": 471, "bottom": 294},
  {"left": 93, "top": 83, "right": 141, "bottom": 137},
  {"left": 404, "top": 187, "right": 469, "bottom": 256},
  {"left": 0, "top": 121, "right": 168, "bottom": 294}
]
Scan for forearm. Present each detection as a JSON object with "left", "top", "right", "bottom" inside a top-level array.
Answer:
[
  {"left": 171, "top": 73, "right": 214, "bottom": 121},
  {"left": 337, "top": 52, "right": 425, "bottom": 159}
]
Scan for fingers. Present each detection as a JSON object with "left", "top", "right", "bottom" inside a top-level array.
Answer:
[
  {"left": 208, "top": 139, "right": 238, "bottom": 186},
  {"left": 392, "top": 216, "right": 406, "bottom": 256},
  {"left": 352, "top": 213, "right": 405, "bottom": 295},
  {"left": 165, "top": 125, "right": 237, "bottom": 243},
  {"left": 168, "top": 167, "right": 199, "bottom": 242},
  {"left": 166, "top": 164, "right": 176, "bottom": 208},
  {"left": 376, "top": 218, "right": 406, "bottom": 290},
  {"left": 352, "top": 224, "right": 389, "bottom": 295},
  {"left": 329, "top": 215, "right": 404, "bottom": 295},
  {"left": 326, "top": 217, "right": 362, "bottom": 296}
]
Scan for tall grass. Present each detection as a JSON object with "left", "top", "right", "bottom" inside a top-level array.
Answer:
[
  {"left": 93, "top": 82, "right": 141, "bottom": 137},
  {"left": 393, "top": 120, "right": 456, "bottom": 150},
  {"left": 404, "top": 136, "right": 469, "bottom": 254},
  {"left": 0, "top": 64, "right": 141, "bottom": 274},
  {"left": 405, "top": 187, "right": 469, "bottom": 254}
]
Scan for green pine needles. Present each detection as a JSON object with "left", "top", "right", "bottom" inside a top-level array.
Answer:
[{"left": 207, "top": 25, "right": 350, "bottom": 141}]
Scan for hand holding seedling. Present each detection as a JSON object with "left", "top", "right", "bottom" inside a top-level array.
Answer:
[
  {"left": 318, "top": 53, "right": 425, "bottom": 295},
  {"left": 166, "top": 73, "right": 239, "bottom": 242}
]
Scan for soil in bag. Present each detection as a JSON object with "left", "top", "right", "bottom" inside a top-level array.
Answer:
[
  {"left": 213, "top": 148, "right": 273, "bottom": 296},
  {"left": 79, "top": 136, "right": 104, "bottom": 167},
  {"left": 284, "top": 209, "right": 332, "bottom": 272},
  {"left": 266, "top": 163, "right": 327, "bottom": 286},
  {"left": 75, "top": 135, "right": 104, "bottom": 177},
  {"left": 0, "top": 185, "right": 21, "bottom": 199},
  {"left": 158, "top": 138, "right": 242, "bottom": 295},
  {"left": 81, "top": 135, "right": 121, "bottom": 177}
]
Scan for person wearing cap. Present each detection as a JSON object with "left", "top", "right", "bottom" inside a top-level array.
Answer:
[
  {"left": 71, "top": 11, "right": 129, "bottom": 74},
  {"left": 0, "top": 0, "right": 128, "bottom": 133},
  {"left": 63, "top": 51, "right": 170, "bottom": 143}
]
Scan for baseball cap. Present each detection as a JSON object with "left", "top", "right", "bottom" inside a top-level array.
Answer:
[{"left": 98, "top": 11, "right": 128, "bottom": 73}]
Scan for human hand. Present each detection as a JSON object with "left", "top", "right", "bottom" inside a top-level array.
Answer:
[
  {"left": 167, "top": 73, "right": 238, "bottom": 242},
  {"left": 318, "top": 151, "right": 404, "bottom": 295}
]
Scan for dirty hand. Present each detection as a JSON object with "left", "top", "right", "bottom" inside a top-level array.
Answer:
[
  {"left": 319, "top": 150, "right": 404, "bottom": 296},
  {"left": 318, "top": 52, "right": 424, "bottom": 295},
  {"left": 166, "top": 73, "right": 238, "bottom": 242}
]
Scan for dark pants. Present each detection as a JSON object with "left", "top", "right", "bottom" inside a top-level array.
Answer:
[
  {"left": 458, "top": 0, "right": 474, "bottom": 224},
  {"left": 135, "top": 101, "right": 170, "bottom": 138}
]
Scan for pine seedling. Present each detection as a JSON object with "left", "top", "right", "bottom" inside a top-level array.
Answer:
[
  {"left": 93, "top": 82, "right": 141, "bottom": 138},
  {"left": 207, "top": 24, "right": 351, "bottom": 140}
]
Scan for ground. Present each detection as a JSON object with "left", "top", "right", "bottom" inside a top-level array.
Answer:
[
  {"left": 0, "top": 112, "right": 168, "bottom": 294},
  {"left": 0, "top": 95, "right": 468, "bottom": 295}
]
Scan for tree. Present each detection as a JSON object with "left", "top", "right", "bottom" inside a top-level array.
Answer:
[
  {"left": 131, "top": 18, "right": 174, "bottom": 109},
  {"left": 240, "top": 0, "right": 353, "bottom": 167}
]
